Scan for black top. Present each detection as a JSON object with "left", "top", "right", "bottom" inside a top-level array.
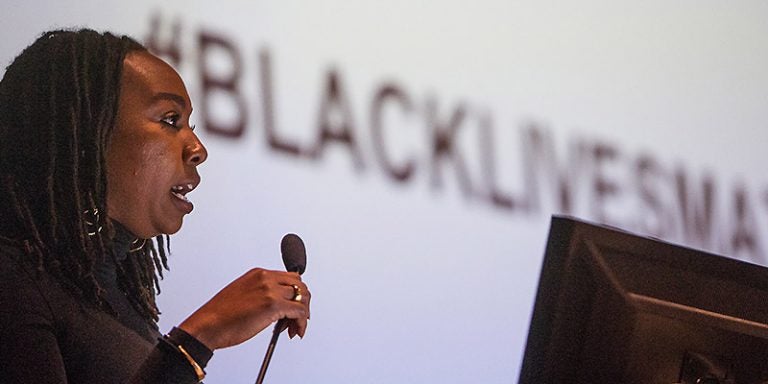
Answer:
[{"left": 0, "top": 226, "right": 213, "bottom": 383}]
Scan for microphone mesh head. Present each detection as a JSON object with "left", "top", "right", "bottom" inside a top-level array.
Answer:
[{"left": 281, "top": 233, "right": 306, "bottom": 275}]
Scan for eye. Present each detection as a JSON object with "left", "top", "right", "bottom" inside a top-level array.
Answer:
[{"left": 160, "top": 113, "right": 181, "bottom": 129}]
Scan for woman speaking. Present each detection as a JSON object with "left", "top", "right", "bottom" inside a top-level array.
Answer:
[{"left": 0, "top": 29, "right": 310, "bottom": 383}]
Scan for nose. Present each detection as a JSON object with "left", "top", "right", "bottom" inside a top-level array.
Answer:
[{"left": 184, "top": 131, "right": 208, "bottom": 166}]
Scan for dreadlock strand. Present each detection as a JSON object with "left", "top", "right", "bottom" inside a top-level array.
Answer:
[
  {"left": 120, "top": 248, "right": 160, "bottom": 321},
  {"left": 19, "top": 195, "right": 49, "bottom": 274},
  {"left": 161, "top": 234, "right": 171, "bottom": 270},
  {"left": 144, "top": 243, "right": 162, "bottom": 303},
  {"left": 45, "top": 44, "right": 61, "bottom": 249},
  {"left": 151, "top": 236, "right": 166, "bottom": 281},
  {"left": 3, "top": 177, "right": 44, "bottom": 272},
  {"left": 65, "top": 38, "right": 93, "bottom": 285}
]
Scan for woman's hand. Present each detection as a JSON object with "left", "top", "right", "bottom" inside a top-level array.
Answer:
[{"left": 177, "top": 268, "right": 311, "bottom": 350}]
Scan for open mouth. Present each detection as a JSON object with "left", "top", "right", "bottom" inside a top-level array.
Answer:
[{"left": 171, "top": 183, "right": 195, "bottom": 203}]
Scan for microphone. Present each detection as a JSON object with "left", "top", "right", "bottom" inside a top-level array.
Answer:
[
  {"left": 281, "top": 233, "right": 306, "bottom": 275},
  {"left": 255, "top": 233, "right": 307, "bottom": 384}
]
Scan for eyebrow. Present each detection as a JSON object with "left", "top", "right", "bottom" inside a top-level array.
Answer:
[{"left": 150, "top": 92, "right": 188, "bottom": 109}]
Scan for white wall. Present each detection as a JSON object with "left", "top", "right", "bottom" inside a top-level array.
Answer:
[{"left": 3, "top": 1, "right": 768, "bottom": 383}]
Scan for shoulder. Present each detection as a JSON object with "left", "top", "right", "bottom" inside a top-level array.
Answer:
[
  {"left": 0, "top": 241, "right": 37, "bottom": 288},
  {"left": 0, "top": 242, "right": 56, "bottom": 325},
  {"left": 0, "top": 246, "right": 65, "bottom": 382},
  {"left": 0, "top": 240, "right": 41, "bottom": 284}
]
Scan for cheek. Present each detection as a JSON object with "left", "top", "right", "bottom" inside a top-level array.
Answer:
[
  {"left": 139, "top": 145, "right": 174, "bottom": 176},
  {"left": 106, "top": 139, "right": 161, "bottom": 197},
  {"left": 107, "top": 125, "right": 181, "bottom": 195},
  {"left": 133, "top": 145, "right": 180, "bottom": 198}
]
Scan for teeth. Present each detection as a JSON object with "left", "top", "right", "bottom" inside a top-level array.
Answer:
[
  {"left": 171, "top": 184, "right": 195, "bottom": 192},
  {"left": 171, "top": 191, "right": 190, "bottom": 203}
]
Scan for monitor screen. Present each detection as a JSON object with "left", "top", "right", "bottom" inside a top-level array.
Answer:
[{"left": 519, "top": 216, "right": 768, "bottom": 384}]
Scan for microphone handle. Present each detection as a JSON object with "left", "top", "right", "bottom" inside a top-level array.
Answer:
[{"left": 255, "top": 318, "right": 289, "bottom": 384}]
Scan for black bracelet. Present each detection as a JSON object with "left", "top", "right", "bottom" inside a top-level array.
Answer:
[{"left": 162, "top": 333, "right": 206, "bottom": 382}]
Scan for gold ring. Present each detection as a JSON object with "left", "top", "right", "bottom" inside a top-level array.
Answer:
[{"left": 291, "top": 284, "right": 303, "bottom": 302}]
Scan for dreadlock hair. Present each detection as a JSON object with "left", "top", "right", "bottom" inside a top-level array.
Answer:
[{"left": 0, "top": 29, "right": 169, "bottom": 323}]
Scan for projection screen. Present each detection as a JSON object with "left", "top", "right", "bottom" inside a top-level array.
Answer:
[{"left": 2, "top": 1, "right": 767, "bottom": 383}]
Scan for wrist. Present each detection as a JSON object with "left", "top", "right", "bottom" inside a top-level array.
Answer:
[
  {"left": 179, "top": 318, "right": 218, "bottom": 351},
  {"left": 161, "top": 327, "right": 213, "bottom": 382}
]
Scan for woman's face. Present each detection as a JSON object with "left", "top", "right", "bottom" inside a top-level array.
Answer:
[{"left": 106, "top": 51, "right": 207, "bottom": 239}]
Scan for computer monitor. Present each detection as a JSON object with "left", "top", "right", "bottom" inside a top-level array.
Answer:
[{"left": 518, "top": 216, "right": 768, "bottom": 384}]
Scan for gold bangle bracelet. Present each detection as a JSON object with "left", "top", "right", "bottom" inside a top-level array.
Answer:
[{"left": 175, "top": 343, "right": 206, "bottom": 382}]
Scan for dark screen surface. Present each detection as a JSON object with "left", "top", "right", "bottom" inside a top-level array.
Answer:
[{"left": 518, "top": 216, "right": 768, "bottom": 384}]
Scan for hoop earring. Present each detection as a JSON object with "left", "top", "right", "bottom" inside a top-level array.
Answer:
[
  {"left": 130, "top": 238, "right": 147, "bottom": 253},
  {"left": 83, "top": 208, "right": 103, "bottom": 236}
]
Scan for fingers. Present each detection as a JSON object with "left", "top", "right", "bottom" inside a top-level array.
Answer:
[
  {"left": 276, "top": 275, "right": 311, "bottom": 339},
  {"left": 280, "top": 281, "right": 311, "bottom": 323},
  {"left": 180, "top": 268, "right": 311, "bottom": 350},
  {"left": 246, "top": 269, "right": 310, "bottom": 309},
  {"left": 276, "top": 272, "right": 311, "bottom": 310},
  {"left": 280, "top": 281, "right": 309, "bottom": 302},
  {"left": 266, "top": 271, "right": 310, "bottom": 340},
  {"left": 287, "top": 318, "right": 308, "bottom": 339}
]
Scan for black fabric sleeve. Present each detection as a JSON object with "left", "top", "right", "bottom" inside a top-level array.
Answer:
[
  {"left": 130, "top": 339, "right": 208, "bottom": 384},
  {"left": 1, "top": 248, "right": 215, "bottom": 384},
  {"left": 130, "top": 322, "right": 214, "bottom": 383},
  {"left": 0, "top": 254, "right": 68, "bottom": 384}
]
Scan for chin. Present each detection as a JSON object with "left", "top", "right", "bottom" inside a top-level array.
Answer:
[
  {"left": 160, "top": 219, "right": 184, "bottom": 236},
  {"left": 136, "top": 220, "right": 183, "bottom": 239}
]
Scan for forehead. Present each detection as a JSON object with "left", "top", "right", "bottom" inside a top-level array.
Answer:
[{"left": 121, "top": 51, "right": 190, "bottom": 107}]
